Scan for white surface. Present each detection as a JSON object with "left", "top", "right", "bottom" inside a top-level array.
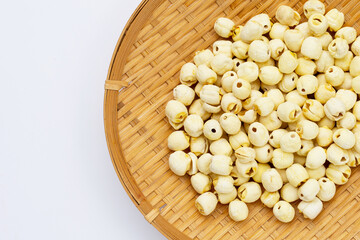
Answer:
[{"left": 0, "top": 0, "right": 166, "bottom": 239}]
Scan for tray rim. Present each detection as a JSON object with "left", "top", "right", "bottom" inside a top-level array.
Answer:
[{"left": 103, "top": 0, "right": 190, "bottom": 239}]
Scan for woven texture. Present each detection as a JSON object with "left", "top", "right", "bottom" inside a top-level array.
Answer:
[{"left": 104, "top": 0, "right": 360, "bottom": 239}]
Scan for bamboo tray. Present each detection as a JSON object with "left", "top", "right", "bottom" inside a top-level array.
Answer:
[{"left": 104, "top": 0, "right": 360, "bottom": 239}]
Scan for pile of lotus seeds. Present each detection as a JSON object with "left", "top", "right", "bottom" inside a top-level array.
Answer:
[{"left": 165, "top": 1, "right": 360, "bottom": 223}]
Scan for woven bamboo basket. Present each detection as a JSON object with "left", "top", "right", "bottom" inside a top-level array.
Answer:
[{"left": 104, "top": 0, "right": 360, "bottom": 239}]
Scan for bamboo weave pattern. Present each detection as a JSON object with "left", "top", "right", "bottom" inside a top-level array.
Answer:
[{"left": 105, "top": 0, "right": 360, "bottom": 239}]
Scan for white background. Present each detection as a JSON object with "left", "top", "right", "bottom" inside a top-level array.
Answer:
[{"left": 0, "top": 0, "right": 166, "bottom": 239}]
